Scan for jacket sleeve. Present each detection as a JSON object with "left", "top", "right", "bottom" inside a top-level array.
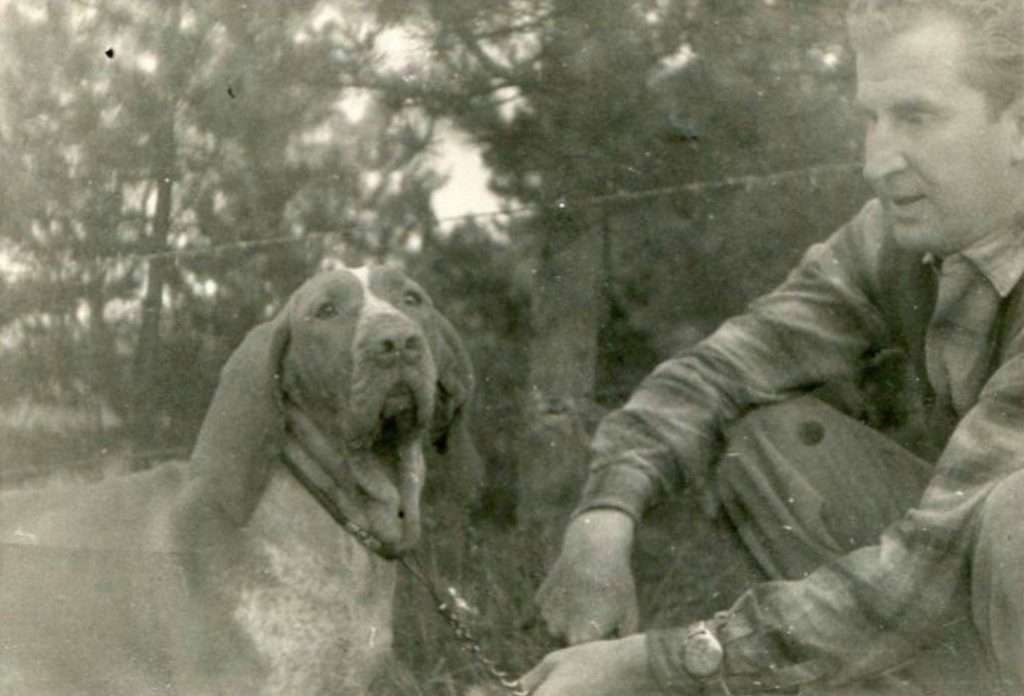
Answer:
[
  {"left": 575, "top": 200, "right": 892, "bottom": 521},
  {"left": 648, "top": 347, "right": 1024, "bottom": 689}
]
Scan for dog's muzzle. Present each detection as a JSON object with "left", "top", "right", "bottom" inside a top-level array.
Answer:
[{"left": 362, "top": 319, "right": 426, "bottom": 370}]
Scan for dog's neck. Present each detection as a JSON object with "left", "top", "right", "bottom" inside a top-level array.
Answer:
[
  {"left": 280, "top": 402, "right": 425, "bottom": 559},
  {"left": 279, "top": 407, "right": 378, "bottom": 544},
  {"left": 279, "top": 436, "right": 389, "bottom": 556},
  {"left": 234, "top": 461, "right": 398, "bottom": 695}
]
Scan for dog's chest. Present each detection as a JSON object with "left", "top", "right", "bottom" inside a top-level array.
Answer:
[{"left": 232, "top": 470, "right": 397, "bottom": 695}]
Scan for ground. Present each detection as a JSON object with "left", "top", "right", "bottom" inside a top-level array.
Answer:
[{"left": 389, "top": 489, "right": 762, "bottom": 695}]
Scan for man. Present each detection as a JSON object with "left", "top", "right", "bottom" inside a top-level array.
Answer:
[{"left": 520, "top": 1, "right": 1024, "bottom": 694}]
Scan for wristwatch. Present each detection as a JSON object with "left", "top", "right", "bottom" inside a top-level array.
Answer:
[
  {"left": 647, "top": 618, "right": 729, "bottom": 694},
  {"left": 682, "top": 620, "right": 724, "bottom": 678}
]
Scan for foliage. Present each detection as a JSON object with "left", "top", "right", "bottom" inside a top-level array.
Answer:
[
  {"left": 0, "top": 0, "right": 870, "bottom": 451},
  {"left": 2, "top": 1, "right": 880, "bottom": 691},
  {"left": 0, "top": 0, "right": 445, "bottom": 449},
  {"left": 344, "top": 0, "right": 869, "bottom": 405}
]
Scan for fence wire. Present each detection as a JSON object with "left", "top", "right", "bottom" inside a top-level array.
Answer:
[
  {"left": 48, "top": 160, "right": 862, "bottom": 271},
  {"left": 3, "top": 160, "right": 863, "bottom": 472}
]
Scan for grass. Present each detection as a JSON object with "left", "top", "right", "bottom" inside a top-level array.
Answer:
[
  {"left": 387, "top": 492, "right": 762, "bottom": 695},
  {"left": 4, "top": 430, "right": 762, "bottom": 695}
]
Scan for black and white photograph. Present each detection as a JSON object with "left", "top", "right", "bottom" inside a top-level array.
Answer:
[{"left": 1, "top": 1, "right": 1022, "bottom": 694}]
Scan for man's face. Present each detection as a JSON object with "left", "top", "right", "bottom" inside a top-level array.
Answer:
[{"left": 856, "top": 15, "right": 1022, "bottom": 256}]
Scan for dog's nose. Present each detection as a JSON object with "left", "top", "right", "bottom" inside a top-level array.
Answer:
[{"left": 369, "top": 329, "right": 423, "bottom": 367}]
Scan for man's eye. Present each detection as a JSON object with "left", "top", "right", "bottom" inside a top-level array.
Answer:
[
  {"left": 403, "top": 290, "right": 423, "bottom": 307},
  {"left": 314, "top": 302, "right": 338, "bottom": 319},
  {"left": 896, "top": 107, "right": 934, "bottom": 127}
]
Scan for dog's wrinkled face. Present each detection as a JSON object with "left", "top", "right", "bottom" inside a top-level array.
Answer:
[{"left": 281, "top": 266, "right": 441, "bottom": 553}]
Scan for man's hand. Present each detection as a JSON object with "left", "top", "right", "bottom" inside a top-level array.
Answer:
[
  {"left": 518, "top": 634, "right": 664, "bottom": 696},
  {"left": 534, "top": 509, "right": 639, "bottom": 644}
]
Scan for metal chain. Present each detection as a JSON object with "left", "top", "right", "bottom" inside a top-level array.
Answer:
[
  {"left": 400, "top": 554, "right": 529, "bottom": 696},
  {"left": 284, "top": 453, "right": 528, "bottom": 694},
  {"left": 327, "top": 505, "right": 528, "bottom": 694},
  {"left": 349, "top": 519, "right": 529, "bottom": 693},
  {"left": 348, "top": 525, "right": 530, "bottom": 693}
]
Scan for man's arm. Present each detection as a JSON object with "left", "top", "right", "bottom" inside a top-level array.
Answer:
[
  {"left": 577, "top": 203, "right": 891, "bottom": 520},
  {"left": 648, "top": 349, "right": 1024, "bottom": 689},
  {"left": 538, "top": 201, "right": 892, "bottom": 642}
]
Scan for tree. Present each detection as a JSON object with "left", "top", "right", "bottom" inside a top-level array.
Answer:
[
  {"left": 0, "top": 0, "right": 447, "bottom": 461},
  {"left": 346, "top": 0, "right": 868, "bottom": 536}
]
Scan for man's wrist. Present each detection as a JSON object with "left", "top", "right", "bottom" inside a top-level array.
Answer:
[
  {"left": 646, "top": 617, "right": 728, "bottom": 694},
  {"left": 646, "top": 627, "right": 703, "bottom": 694},
  {"left": 573, "top": 461, "right": 655, "bottom": 521},
  {"left": 571, "top": 508, "right": 636, "bottom": 543}
]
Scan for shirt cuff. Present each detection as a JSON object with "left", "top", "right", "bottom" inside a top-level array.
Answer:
[
  {"left": 650, "top": 603, "right": 836, "bottom": 695},
  {"left": 647, "top": 627, "right": 702, "bottom": 694},
  {"left": 571, "top": 462, "right": 654, "bottom": 522}
]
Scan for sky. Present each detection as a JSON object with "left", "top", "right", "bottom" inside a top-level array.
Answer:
[
  {"left": 431, "top": 127, "right": 501, "bottom": 224},
  {"left": 0, "top": 0, "right": 501, "bottom": 247},
  {"left": 363, "top": 24, "right": 503, "bottom": 225}
]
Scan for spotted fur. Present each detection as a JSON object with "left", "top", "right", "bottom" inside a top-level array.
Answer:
[{"left": 0, "top": 265, "right": 474, "bottom": 695}]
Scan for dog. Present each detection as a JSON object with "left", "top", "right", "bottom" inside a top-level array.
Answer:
[{"left": 0, "top": 265, "right": 474, "bottom": 695}]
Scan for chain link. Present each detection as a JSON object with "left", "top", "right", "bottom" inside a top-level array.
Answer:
[
  {"left": 345, "top": 524, "right": 531, "bottom": 693},
  {"left": 400, "top": 555, "right": 530, "bottom": 696},
  {"left": 285, "top": 452, "right": 529, "bottom": 694},
  {"left": 333, "top": 507, "right": 528, "bottom": 694}
]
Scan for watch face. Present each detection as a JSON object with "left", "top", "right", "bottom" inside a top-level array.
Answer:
[{"left": 683, "top": 624, "right": 724, "bottom": 678}]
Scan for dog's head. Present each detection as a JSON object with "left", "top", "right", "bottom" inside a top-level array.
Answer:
[
  {"left": 189, "top": 265, "right": 473, "bottom": 557},
  {"left": 283, "top": 267, "right": 440, "bottom": 450}
]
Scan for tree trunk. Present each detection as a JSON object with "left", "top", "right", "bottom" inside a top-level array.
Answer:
[
  {"left": 128, "top": 2, "right": 182, "bottom": 450},
  {"left": 519, "top": 214, "right": 607, "bottom": 553},
  {"left": 86, "top": 279, "right": 114, "bottom": 429},
  {"left": 130, "top": 121, "right": 175, "bottom": 449}
]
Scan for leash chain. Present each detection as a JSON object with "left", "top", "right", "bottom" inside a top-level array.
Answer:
[
  {"left": 284, "top": 453, "right": 528, "bottom": 694},
  {"left": 349, "top": 519, "right": 530, "bottom": 694},
  {"left": 400, "top": 554, "right": 530, "bottom": 696},
  {"left": 343, "top": 529, "right": 531, "bottom": 693}
]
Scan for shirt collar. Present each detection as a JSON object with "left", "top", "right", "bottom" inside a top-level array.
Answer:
[{"left": 923, "top": 218, "right": 1024, "bottom": 298}]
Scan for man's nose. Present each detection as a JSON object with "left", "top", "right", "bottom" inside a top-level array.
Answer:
[{"left": 862, "top": 120, "right": 907, "bottom": 184}]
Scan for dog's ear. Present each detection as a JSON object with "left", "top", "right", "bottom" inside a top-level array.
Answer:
[
  {"left": 427, "top": 310, "right": 475, "bottom": 453},
  {"left": 188, "top": 311, "right": 291, "bottom": 526}
]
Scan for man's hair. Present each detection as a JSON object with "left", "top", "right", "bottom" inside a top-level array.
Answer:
[{"left": 847, "top": 0, "right": 1024, "bottom": 114}]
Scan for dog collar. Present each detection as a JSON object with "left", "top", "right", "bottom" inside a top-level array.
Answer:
[{"left": 281, "top": 447, "right": 401, "bottom": 561}]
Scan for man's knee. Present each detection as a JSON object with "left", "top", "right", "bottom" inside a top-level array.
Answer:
[
  {"left": 720, "top": 396, "right": 835, "bottom": 486},
  {"left": 717, "top": 397, "right": 871, "bottom": 579},
  {"left": 721, "top": 395, "right": 927, "bottom": 505},
  {"left": 718, "top": 396, "right": 931, "bottom": 578}
]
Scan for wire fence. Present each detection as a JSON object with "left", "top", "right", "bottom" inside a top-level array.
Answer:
[
  {"left": 47, "top": 160, "right": 862, "bottom": 272},
  {"left": 2, "top": 159, "right": 864, "bottom": 478}
]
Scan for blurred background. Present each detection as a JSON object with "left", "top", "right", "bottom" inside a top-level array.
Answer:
[{"left": 0, "top": 1, "right": 872, "bottom": 692}]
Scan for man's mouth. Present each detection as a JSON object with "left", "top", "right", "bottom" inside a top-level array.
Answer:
[{"left": 890, "top": 194, "right": 926, "bottom": 208}]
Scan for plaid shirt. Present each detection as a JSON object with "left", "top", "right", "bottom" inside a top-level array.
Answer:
[{"left": 576, "top": 199, "right": 1024, "bottom": 689}]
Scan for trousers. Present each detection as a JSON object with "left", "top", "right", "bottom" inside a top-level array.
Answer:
[{"left": 717, "top": 396, "right": 1023, "bottom": 695}]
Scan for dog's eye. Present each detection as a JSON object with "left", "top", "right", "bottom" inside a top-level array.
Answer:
[
  {"left": 314, "top": 302, "right": 338, "bottom": 319},
  {"left": 403, "top": 290, "right": 423, "bottom": 307}
]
